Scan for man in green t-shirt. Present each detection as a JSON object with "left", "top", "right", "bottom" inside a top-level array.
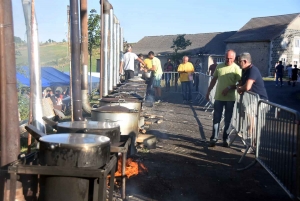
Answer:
[{"left": 206, "top": 50, "right": 241, "bottom": 147}]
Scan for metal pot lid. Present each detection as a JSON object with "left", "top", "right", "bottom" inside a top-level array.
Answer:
[
  {"left": 57, "top": 121, "right": 119, "bottom": 129},
  {"left": 39, "top": 134, "right": 110, "bottom": 147},
  {"left": 100, "top": 98, "right": 141, "bottom": 103},
  {"left": 92, "top": 105, "right": 138, "bottom": 113},
  {"left": 106, "top": 93, "right": 144, "bottom": 100}
]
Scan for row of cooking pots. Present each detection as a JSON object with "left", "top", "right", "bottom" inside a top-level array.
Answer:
[{"left": 28, "top": 77, "right": 148, "bottom": 169}]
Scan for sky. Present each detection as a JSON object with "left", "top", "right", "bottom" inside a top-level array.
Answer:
[{"left": 12, "top": 0, "right": 300, "bottom": 43}]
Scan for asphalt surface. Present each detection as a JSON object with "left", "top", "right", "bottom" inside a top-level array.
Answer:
[
  {"left": 123, "top": 81, "right": 296, "bottom": 201},
  {"left": 265, "top": 79, "right": 300, "bottom": 112}
]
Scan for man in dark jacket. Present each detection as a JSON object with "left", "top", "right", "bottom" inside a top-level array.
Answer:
[{"left": 275, "top": 61, "right": 284, "bottom": 87}]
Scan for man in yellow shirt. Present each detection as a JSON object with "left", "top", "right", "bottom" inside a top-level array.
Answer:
[
  {"left": 206, "top": 49, "right": 241, "bottom": 147},
  {"left": 145, "top": 51, "right": 163, "bottom": 102},
  {"left": 177, "top": 56, "right": 194, "bottom": 103}
]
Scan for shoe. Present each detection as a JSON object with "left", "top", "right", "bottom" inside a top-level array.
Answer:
[
  {"left": 241, "top": 147, "right": 254, "bottom": 154},
  {"left": 155, "top": 100, "right": 161, "bottom": 104},
  {"left": 208, "top": 141, "right": 216, "bottom": 147},
  {"left": 222, "top": 141, "right": 229, "bottom": 147}
]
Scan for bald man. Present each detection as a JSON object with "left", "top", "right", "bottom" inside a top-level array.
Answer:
[{"left": 206, "top": 50, "right": 241, "bottom": 147}]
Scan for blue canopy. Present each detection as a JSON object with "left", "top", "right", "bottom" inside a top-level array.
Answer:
[{"left": 17, "top": 66, "right": 70, "bottom": 87}]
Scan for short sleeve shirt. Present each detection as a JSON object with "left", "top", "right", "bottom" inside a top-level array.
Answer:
[
  {"left": 214, "top": 63, "right": 241, "bottom": 101},
  {"left": 241, "top": 65, "right": 268, "bottom": 100},
  {"left": 144, "top": 58, "right": 152, "bottom": 70},
  {"left": 177, "top": 62, "right": 194, "bottom": 82},
  {"left": 152, "top": 57, "right": 163, "bottom": 76},
  {"left": 276, "top": 64, "right": 284, "bottom": 75},
  {"left": 121, "top": 52, "right": 138, "bottom": 71}
]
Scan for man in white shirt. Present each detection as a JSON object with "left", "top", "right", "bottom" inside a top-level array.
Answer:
[{"left": 120, "top": 45, "right": 145, "bottom": 81}]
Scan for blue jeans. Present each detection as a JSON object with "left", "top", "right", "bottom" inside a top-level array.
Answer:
[
  {"left": 181, "top": 81, "right": 192, "bottom": 101},
  {"left": 276, "top": 73, "right": 283, "bottom": 86},
  {"left": 211, "top": 100, "right": 235, "bottom": 142}
]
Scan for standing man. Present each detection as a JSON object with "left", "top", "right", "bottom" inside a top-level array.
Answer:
[
  {"left": 178, "top": 56, "right": 194, "bottom": 103},
  {"left": 145, "top": 51, "right": 163, "bottom": 102},
  {"left": 164, "top": 58, "right": 174, "bottom": 91},
  {"left": 206, "top": 50, "right": 241, "bottom": 147},
  {"left": 275, "top": 61, "right": 284, "bottom": 87},
  {"left": 120, "top": 44, "right": 145, "bottom": 81},
  {"left": 237, "top": 52, "right": 268, "bottom": 154},
  {"left": 207, "top": 59, "right": 217, "bottom": 76}
]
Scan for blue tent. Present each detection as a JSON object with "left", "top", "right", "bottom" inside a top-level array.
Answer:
[{"left": 17, "top": 66, "right": 70, "bottom": 87}]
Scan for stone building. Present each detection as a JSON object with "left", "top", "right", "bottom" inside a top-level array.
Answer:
[
  {"left": 225, "top": 13, "right": 300, "bottom": 76},
  {"left": 133, "top": 31, "right": 236, "bottom": 73}
]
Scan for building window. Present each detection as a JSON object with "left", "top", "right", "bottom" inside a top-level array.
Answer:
[{"left": 295, "top": 39, "right": 300, "bottom": 47}]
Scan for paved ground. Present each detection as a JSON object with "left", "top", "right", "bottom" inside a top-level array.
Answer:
[
  {"left": 265, "top": 79, "right": 300, "bottom": 112},
  {"left": 122, "top": 81, "right": 296, "bottom": 201}
]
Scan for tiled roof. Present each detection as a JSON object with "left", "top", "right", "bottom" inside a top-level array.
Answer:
[
  {"left": 133, "top": 31, "right": 236, "bottom": 56},
  {"left": 225, "top": 13, "right": 300, "bottom": 43}
]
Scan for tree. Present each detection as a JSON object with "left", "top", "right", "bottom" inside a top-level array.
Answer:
[
  {"left": 170, "top": 34, "right": 192, "bottom": 62},
  {"left": 62, "top": 39, "right": 66, "bottom": 43},
  {"left": 88, "top": 9, "right": 101, "bottom": 73}
]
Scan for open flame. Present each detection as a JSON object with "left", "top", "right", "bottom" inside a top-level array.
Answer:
[{"left": 114, "top": 156, "right": 148, "bottom": 178}]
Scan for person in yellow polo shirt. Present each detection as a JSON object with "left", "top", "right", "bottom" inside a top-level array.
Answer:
[
  {"left": 177, "top": 56, "right": 194, "bottom": 103},
  {"left": 142, "top": 56, "right": 154, "bottom": 98}
]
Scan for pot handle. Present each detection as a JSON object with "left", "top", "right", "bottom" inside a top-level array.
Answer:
[
  {"left": 25, "top": 125, "right": 45, "bottom": 142},
  {"left": 118, "top": 99, "right": 126, "bottom": 103}
]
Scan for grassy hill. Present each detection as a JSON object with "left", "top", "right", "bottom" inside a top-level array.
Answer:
[{"left": 15, "top": 42, "right": 100, "bottom": 72}]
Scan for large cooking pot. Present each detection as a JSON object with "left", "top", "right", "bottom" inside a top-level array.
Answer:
[
  {"left": 39, "top": 134, "right": 110, "bottom": 168},
  {"left": 99, "top": 98, "right": 142, "bottom": 111},
  {"left": 108, "top": 91, "right": 146, "bottom": 100},
  {"left": 124, "top": 82, "right": 147, "bottom": 88},
  {"left": 91, "top": 105, "right": 139, "bottom": 154},
  {"left": 118, "top": 85, "right": 147, "bottom": 92},
  {"left": 56, "top": 121, "right": 120, "bottom": 144},
  {"left": 25, "top": 125, "right": 111, "bottom": 168}
]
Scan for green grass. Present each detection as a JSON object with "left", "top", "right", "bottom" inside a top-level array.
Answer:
[
  {"left": 15, "top": 42, "right": 100, "bottom": 72},
  {"left": 263, "top": 76, "right": 289, "bottom": 81}
]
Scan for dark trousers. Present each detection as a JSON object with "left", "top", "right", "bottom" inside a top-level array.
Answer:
[
  {"left": 146, "top": 76, "right": 154, "bottom": 100},
  {"left": 181, "top": 81, "right": 192, "bottom": 101},
  {"left": 211, "top": 100, "right": 235, "bottom": 142},
  {"left": 125, "top": 70, "right": 134, "bottom": 81},
  {"left": 276, "top": 73, "right": 283, "bottom": 86},
  {"left": 194, "top": 75, "right": 199, "bottom": 91}
]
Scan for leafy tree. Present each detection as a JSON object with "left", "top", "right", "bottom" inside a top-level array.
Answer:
[
  {"left": 88, "top": 9, "right": 101, "bottom": 72},
  {"left": 170, "top": 34, "right": 192, "bottom": 62},
  {"left": 62, "top": 39, "right": 66, "bottom": 43}
]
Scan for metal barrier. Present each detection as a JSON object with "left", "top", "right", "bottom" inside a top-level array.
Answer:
[
  {"left": 256, "top": 100, "right": 300, "bottom": 200},
  {"left": 229, "top": 92, "right": 260, "bottom": 162},
  {"left": 229, "top": 93, "right": 300, "bottom": 200},
  {"left": 161, "top": 72, "right": 182, "bottom": 93}
]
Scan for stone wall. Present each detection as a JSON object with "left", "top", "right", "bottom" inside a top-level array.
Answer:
[
  {"left": 226, "top": 42, "right": 270, "bottom": 76},
  {"left": 271, "top": 29, "right": 300, "bottom": 71}
]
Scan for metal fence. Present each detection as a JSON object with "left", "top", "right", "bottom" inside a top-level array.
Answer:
[
  {"left": 161, "top": 72, "right": 182, "bottom": 93},
  {"left": 256, "top": 100, "right": 300, "bottom": 200},
  {"left": 228, "top": 92, "right": 300, "bottom": 200}
]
